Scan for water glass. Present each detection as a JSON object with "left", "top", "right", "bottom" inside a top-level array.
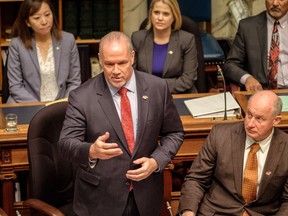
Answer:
[{"left": 5, "top": 113, "right": 18, "bottom": 132}]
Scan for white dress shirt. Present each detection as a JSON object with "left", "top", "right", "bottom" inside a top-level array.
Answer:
[{"left": 243, "top": 128, "right": 274, "bottom": 196}]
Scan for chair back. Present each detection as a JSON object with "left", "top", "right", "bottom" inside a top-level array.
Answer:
[
  {"left": 1, "top": 50, "right": 9, "bottom": 103},
  {"left": 177, "top": 0, "right": 225, "bottom": 91},
  {"left": 181, "top": 16, "right": 207, "bottom": 92},
  {"left": 178, "top": 0, "right": 212, "bottom": 33},
  {"left": 139, "top": 15, "right": 207, "bottom": 92},
  {"left": 27, "top": 101, "right": 77, "bottom": 209}
]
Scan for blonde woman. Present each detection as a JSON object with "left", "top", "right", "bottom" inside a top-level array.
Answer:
[{"left": 132, "top": 0, "right": 198, "bottom": 93}]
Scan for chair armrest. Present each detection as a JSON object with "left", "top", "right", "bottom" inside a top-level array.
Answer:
[
  {"left": 0, "top": 208, "right": 8, "bottom": 216},
  {"left": 23, "top": 198, "right": 65, "bottom": 216}
]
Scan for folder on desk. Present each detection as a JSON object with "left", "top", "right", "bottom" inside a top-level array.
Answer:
[{"left": 184, "top": 92, "right": 241, "bottom": 118}]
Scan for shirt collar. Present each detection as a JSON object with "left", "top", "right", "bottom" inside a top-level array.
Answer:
[
  {"left": 245, "top": 127, "right": 274, "bottom": 153},
  {"left": 106, "top": 68, "right": 136, "bottom": 97},
  {"left": 266, "top": 12, "right": 288, "bottom": 29}
]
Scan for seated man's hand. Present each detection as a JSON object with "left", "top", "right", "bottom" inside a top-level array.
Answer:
[{"left": 245, "top": 76, "right": 263, "bottom": 92}]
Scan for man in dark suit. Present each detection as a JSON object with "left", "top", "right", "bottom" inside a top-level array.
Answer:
[
  {"left": 224, "top": 0, "right": 288, "bottom": 91},
  {"left": 178, "top": 90, "right": 288, "bottom": 215},
  {"left": 58, "top": 31, "right": 184, "bottom": 216}
]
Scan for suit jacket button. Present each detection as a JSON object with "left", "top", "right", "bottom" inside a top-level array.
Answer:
[{"left": 125, "top": 182, "right": 130, "bottom": 186}]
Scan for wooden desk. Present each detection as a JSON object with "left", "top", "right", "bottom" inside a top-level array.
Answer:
[{"left": 0, "top": 95, "right": 243, "bottom": 216}]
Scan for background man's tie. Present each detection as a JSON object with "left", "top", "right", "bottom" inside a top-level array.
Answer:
[
  {"left": 268, "top": 21, "right": 279, "bottom": 89},
  {"left": 242, "top": 143, "right": 260, "bottom": 216},
  {"left": 118, "top": 87, "right": 134, "bottom": 154}
]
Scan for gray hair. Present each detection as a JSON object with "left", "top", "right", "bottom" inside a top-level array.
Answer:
[
  {"left": 274, "top": 97, "right": 283, "bottom": 116},
  {"left": 99, "top": 31, "right": 134, "bottom": 56}
]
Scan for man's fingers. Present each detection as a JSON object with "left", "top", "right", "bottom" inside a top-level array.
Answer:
[{"left": 98, "top": 132, "right": 110, "bottom": 142}]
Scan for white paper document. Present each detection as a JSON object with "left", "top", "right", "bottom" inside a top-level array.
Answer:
[{"left": 184, "top": 92, "right": 241, "bottom": 118}]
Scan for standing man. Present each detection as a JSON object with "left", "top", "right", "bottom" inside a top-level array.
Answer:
[
  {"left": 58, "top": 31, "right": 184, "bottom": 216},
  {"left": 178, "top": 90, "right": 288, "bottom": 215},
  {"left": 224, "top": 0, "right": 288, "bottom": 91}
]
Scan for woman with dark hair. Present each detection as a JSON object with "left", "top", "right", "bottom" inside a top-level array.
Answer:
[
  {"left": 7, "top": 0, "right": 81, "bottom": 103},
  {"left": 132, "top": 0, "right": 198, "bottom": 94}
]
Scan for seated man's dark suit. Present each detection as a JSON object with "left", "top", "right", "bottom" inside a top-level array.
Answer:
[{"left": 224, "top": 11, "right": 270, "bottom": 89}]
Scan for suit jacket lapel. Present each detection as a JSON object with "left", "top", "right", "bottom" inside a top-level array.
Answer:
[
  {"left": 232, "top": 123, "right": 246, "bottom": 197},
  {"left": 96, "top": 72, "right": 151, "bottom": 157},
  {"left": 97, "top": 76, "right": 130, "bottom": 154},
  {"left": 258, "top": 130, "right": 286, "bottom": 198},
  {"left": 144, "top": 31, "right": 154, "bottom": 74},
  {"left": 52, "top": 37, "right": 61, "bottom": 80},
  {"left": 28, "top": 37, "right": 62, "bottom": 79},
  {"left": 143, "top": 31, "right": 177, "bottom": 77},
  {"left": 257, "top": 12, "right": 268, "bottom": 76},
  {"left": 133, "top": 71, "right": 150, "bottom": 156},
  {"left": 163, "top": 31, "right": 178, "bottom": 77},
  {"left": 29, "top": 39, "right": 41, "bottom": 73}
]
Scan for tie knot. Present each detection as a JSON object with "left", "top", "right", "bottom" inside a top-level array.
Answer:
[
  {"left": 273, "top": 21, "right": 279, "bottom": 32},
  {"left": 250, "top": 143, "right": 260, "bottom": 154},
  {"left": 118, "top": 87, "right": 128, "bottom": 96}
]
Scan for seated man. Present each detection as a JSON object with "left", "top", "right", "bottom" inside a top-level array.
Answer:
[
  {"left": 223, "top": 0, "right": 288, "bottom": 91},
  {"left": 178, "top": 90, "right": 288, "bottom": 215}
]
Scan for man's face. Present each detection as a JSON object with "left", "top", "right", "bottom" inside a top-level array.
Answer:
[
  {"left": 244, "top": 96, "right": 281, "bottom": 142},
  {"left": 266, "top": 0, "right": 288, "bottom": 20},
  {"left": 99, "top": 40, "right": 135, "bottom": 89}
]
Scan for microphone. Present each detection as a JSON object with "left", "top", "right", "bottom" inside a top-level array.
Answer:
[
  {"left": 217, "top": 65, "right": 227, "bottom": 120},
  {"left": 166, "top": 201, "right": 173, "bottom": 216}
]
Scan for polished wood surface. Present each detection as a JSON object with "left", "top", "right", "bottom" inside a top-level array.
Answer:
[{"left": 173, "top": 93, "right": 243, "bottom": 161}]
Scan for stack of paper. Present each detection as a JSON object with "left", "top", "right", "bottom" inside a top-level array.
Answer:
[{"left": 184, "top": 92, "right": 241, "bottom": 118}]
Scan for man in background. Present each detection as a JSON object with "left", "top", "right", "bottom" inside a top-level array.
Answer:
[{"left": 224, "top": 0, "right": 288, "bottom": 91}]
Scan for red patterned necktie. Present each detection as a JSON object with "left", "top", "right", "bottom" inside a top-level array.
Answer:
[
  {"left": 268, "top": 21, "right": 279, "bottom": 89},
  {"left": 118, "top": 87, "right": 134, "bottom": 154},
  {"left": 242, "top": 143, "right": 260, "bottom": 216}
]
